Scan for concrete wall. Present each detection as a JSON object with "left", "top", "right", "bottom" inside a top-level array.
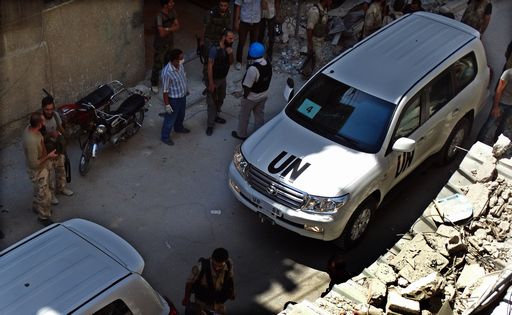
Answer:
[{"left": 0, "top": 0, "right": 145, "bottom": 146}]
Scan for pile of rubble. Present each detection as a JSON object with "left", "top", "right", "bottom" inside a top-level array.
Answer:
[
  {"left": 271, "top": 0, "right": 468, "bottom": 75},
  {"left": 281, "top": 137, "right": 512, "bottom": 315}
]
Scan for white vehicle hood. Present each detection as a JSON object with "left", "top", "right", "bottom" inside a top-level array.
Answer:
[{"left": 243, "top": 114, "right": 379, "bottom": 197}]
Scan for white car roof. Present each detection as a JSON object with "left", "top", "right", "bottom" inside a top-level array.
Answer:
[
  {"left": 324, "top": 12, "right": 479, "bottom": 104},
  {"left": 0, "top": 219, "right": 142, "bottom": 314}
]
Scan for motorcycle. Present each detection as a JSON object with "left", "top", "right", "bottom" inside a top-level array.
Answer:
[
  {"left": 56, "top": 81, "right": 125, "bottom": 138},
  {"left": 76, "top": 85, "right": 149, "bottom": 176}
]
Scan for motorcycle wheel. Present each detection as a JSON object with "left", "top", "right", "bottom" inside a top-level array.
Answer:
[
  {"left": 126, "top": 109, "right": 145, "bottom": 138},
  {"left": 79, "top": 140, "right": 93, "bottom": 176}
]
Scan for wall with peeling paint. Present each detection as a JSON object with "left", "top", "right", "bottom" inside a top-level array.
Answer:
[{"left": 0, "top": 0, "right": 145, "bottom": 145}]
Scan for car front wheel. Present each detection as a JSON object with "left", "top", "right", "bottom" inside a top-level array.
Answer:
[{"left": 334, "top": 198, "right": 376, "bottom": 249}]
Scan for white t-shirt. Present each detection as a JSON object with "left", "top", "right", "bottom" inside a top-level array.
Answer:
[
  {"left": 500, "top": 69, "right": 512, "bottom": 106},
  {"left": 262, "top": 0, "right": 276, "bottom": 19}
]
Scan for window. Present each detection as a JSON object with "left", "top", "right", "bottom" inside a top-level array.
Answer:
[
  {"left": 451, "top": 52, "right": 477, "bottom": 94},
  {"left": 426, "top": 70, "right": 453, "bottom": 118},
  {"left": 93, "top": 299, "right": 133, "bottom": 315},
  {"left": 394, "top": 96, "right": 421, "bottom": 140},
  {"left": 286, "top": 74, "right": 395, "bottom": 153}
]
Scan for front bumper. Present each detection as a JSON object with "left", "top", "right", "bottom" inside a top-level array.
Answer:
[{"left": 228, "top": 163, "right": 352, "bottom": 241}]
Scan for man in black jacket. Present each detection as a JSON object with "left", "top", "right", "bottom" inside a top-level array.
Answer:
[
  {"left": 182, "top": 248, "right": 235, "bottom": 314},
  {"left": 205, "top": 29, "right": 235, "bottom": 136}
]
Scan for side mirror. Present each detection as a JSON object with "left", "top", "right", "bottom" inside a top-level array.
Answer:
[
  {"left": 283, "top": 77, "right": 295, "bottom": 102},
  {"left": 392, "top": 137, "right": 416, "bottom": 152}
]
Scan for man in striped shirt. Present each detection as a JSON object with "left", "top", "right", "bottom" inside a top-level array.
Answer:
[{"left": 161, "top": 48, "right": 190, "bottom": 145}]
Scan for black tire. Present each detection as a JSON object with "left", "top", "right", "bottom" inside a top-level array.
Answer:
[
  {"left": 334, "top": 198, "right": 376, "bottom": 249},
  {"left": 79, "top": 141, "right": 93, "bottom": 176},
  {"left": 439, "top": 117, "right": 470, "bottom": 165},
  {"left": 126, "top": 109, "right": 145, "bottom": 138}
]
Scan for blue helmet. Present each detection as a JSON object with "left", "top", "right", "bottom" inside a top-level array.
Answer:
[{"left": 248, "top": 42, "right": 265, "bottom": 58}]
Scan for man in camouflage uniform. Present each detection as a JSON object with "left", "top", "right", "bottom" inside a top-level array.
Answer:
[
  {"left": 461, "top": 0, "right": 492, "bottom": 36},
  {"left": 305, "top": 0, "right": 332, "bottom": 75},
  {"left": 22, "top": 112, "right": 58, "bottom": 226},
  {"left": 200, "top": 0, "right": 231, "bottom": 63},
  {"left": 41, "top": 96, "right": 74, "bottom": 203},
  {"left": 151, "top": 0, "right": 180, "bottom": 94}
]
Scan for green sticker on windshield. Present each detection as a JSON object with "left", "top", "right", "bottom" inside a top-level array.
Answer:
[{"left": 297, "top": 99, "right": 321, "bottom": 119}]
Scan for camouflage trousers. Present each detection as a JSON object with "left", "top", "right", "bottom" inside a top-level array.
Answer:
[
  {"left": 27, "top": 166, "right": 52, "bottom": 219},
  {"left": 49, "top": 154, "right": 67, "bottom": 193},
  {"left": 151, "top": 44, "right": 173, "bottom": 87}
]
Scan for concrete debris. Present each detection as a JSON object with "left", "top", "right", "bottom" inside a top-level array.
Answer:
[
  {"left": 464, "top": 183, "right": 490, "bottom": 217},
  {"left": 368, "top": 262, "right": 398, "bottom": 285},
  {"left": 456, "top": 264, "right": 486, "bottom": 289},
  {"left": 400, "top": 272, "right": 446, "bottom": 301},
  {"left": 368, "top": 278, "right": 387, "bottom": 305},
  {"left": 386, "top": 287, "right": 421, "bottom": 315},
  {"left": 446, "top": 234, "right": 467, "bottom": 255},
  {"left": 493, "top": 134, "right": 512, "bottom": 159}
]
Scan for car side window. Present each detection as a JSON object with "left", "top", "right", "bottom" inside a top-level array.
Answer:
[
  {"left": 451, "top": 52, "right": 477, "bottom": 94},
  {"left": 426, "top": 69, "right": 453, "bottom": 118},
  {"left": 394, "top": 96, "right": 421, "bottom": 140},
  {"left": 93, "top": 299, "right": 133, "bottom": 315}
]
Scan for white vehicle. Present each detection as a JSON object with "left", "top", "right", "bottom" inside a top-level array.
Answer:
[
  {"left": 0, "top": 219, "right": 172, "bottom": 314},
  {"left": 228, "top": 12, "right": 490, "bottom": 247}
]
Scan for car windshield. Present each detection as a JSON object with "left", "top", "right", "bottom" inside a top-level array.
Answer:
[{"left": 285, "top": 74, "right": 395, "bottom": 153}]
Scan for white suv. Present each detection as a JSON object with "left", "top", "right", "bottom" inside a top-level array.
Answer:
[
  {"left": 0, "top": 219, "right": 172, "bottom": 314},
  {"left": 228, "top": 12, "right": 489, "bottom": 247}
]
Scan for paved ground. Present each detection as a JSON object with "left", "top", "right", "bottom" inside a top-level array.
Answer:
[{"left": 1, "top": 1, "right": 511, "bottom": 314}]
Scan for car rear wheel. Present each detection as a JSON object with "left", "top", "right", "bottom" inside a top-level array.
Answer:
[{"left": 440, "top": 117, "right": 470, "bottom": 165}]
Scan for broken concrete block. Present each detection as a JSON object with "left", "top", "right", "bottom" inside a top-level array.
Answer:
[
  {"left": 493, "top": 134, "right": 512, "bottom": 159},
  {"left": 372, "top": 262, "right": 398, "bottom": 285},
  {"left": 331, "top": 280, "right": 369, "bottom": 304},
  {"left": 446, "top": 234, "right": 467, "bottom": 255},
  {"left": 368, "top": 278, "right": 387, "bottom": 305},
  {"left": 500, "top": 221, "right": 511, "bottom": 233},
  {"left": 444, "top": 283, "right": 456, "bottom": 301},
  {"left": 400, "top": 272, "right": 446, "bottom": 301},
  {"left": 386, "top": 287, "right": 421, "bottom": 315},
  {"left": 389, "top": 234, "right": 431, "bottom": 271},
  {"left": 465, "top": 183, "right": 491, "bottom": 217},
  {"left": 456, "top": 264, "right": 485, "bottom": 289},
  {"left": 474, "top": 228, "right": 488, "bottom": 240},
  {"left": 398, "top": 277, "right": 409, "bottom": 287},
  {"left": 460, "top": 141, "right": 497, "bottom": 183}
]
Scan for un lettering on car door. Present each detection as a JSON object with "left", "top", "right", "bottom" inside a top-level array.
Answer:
[{"left": 395, "top": 150, "right": 414, "bottom": 178}]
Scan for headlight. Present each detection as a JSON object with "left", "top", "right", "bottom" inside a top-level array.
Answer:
[
  {"left": 96, "top": 124, "right": 107, "bottom": 134},
  {"left": 233, "top": 144, "right": 248, "bottom": 177},
  {"left": 302, "top": 194, "right": 349, "bottom": 214}
]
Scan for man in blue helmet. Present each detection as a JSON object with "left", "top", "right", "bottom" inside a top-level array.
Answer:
[{"left": 232, "top": 42, "right": 272, "bottom": 140}]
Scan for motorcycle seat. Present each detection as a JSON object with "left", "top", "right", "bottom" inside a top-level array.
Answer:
[
  {"left": 111, "top": 94, "right": 145, "bottom": 118},
  {"left": 78, "top": 85, "right": 114, "bottom": 108}
]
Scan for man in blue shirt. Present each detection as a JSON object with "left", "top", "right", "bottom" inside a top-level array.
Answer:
[{"left": 161, "top": 48, "right": 190, "bottom": 146}]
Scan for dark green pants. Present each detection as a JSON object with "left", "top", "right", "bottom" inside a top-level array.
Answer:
[{"left": 151, "top": 44, "right": 172, "bottom": 86}]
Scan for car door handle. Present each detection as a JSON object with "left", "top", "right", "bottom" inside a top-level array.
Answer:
[
  {"left": 451, "top": 108, "right": 460, "bottom": 116},
  {"left": 418, "top": 136, "right": 425, "bottom": 142}
]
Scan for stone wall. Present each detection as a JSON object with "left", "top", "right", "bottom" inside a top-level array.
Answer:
[{"left": 0, "top": 0, "right": 145, "bottom": 146}]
